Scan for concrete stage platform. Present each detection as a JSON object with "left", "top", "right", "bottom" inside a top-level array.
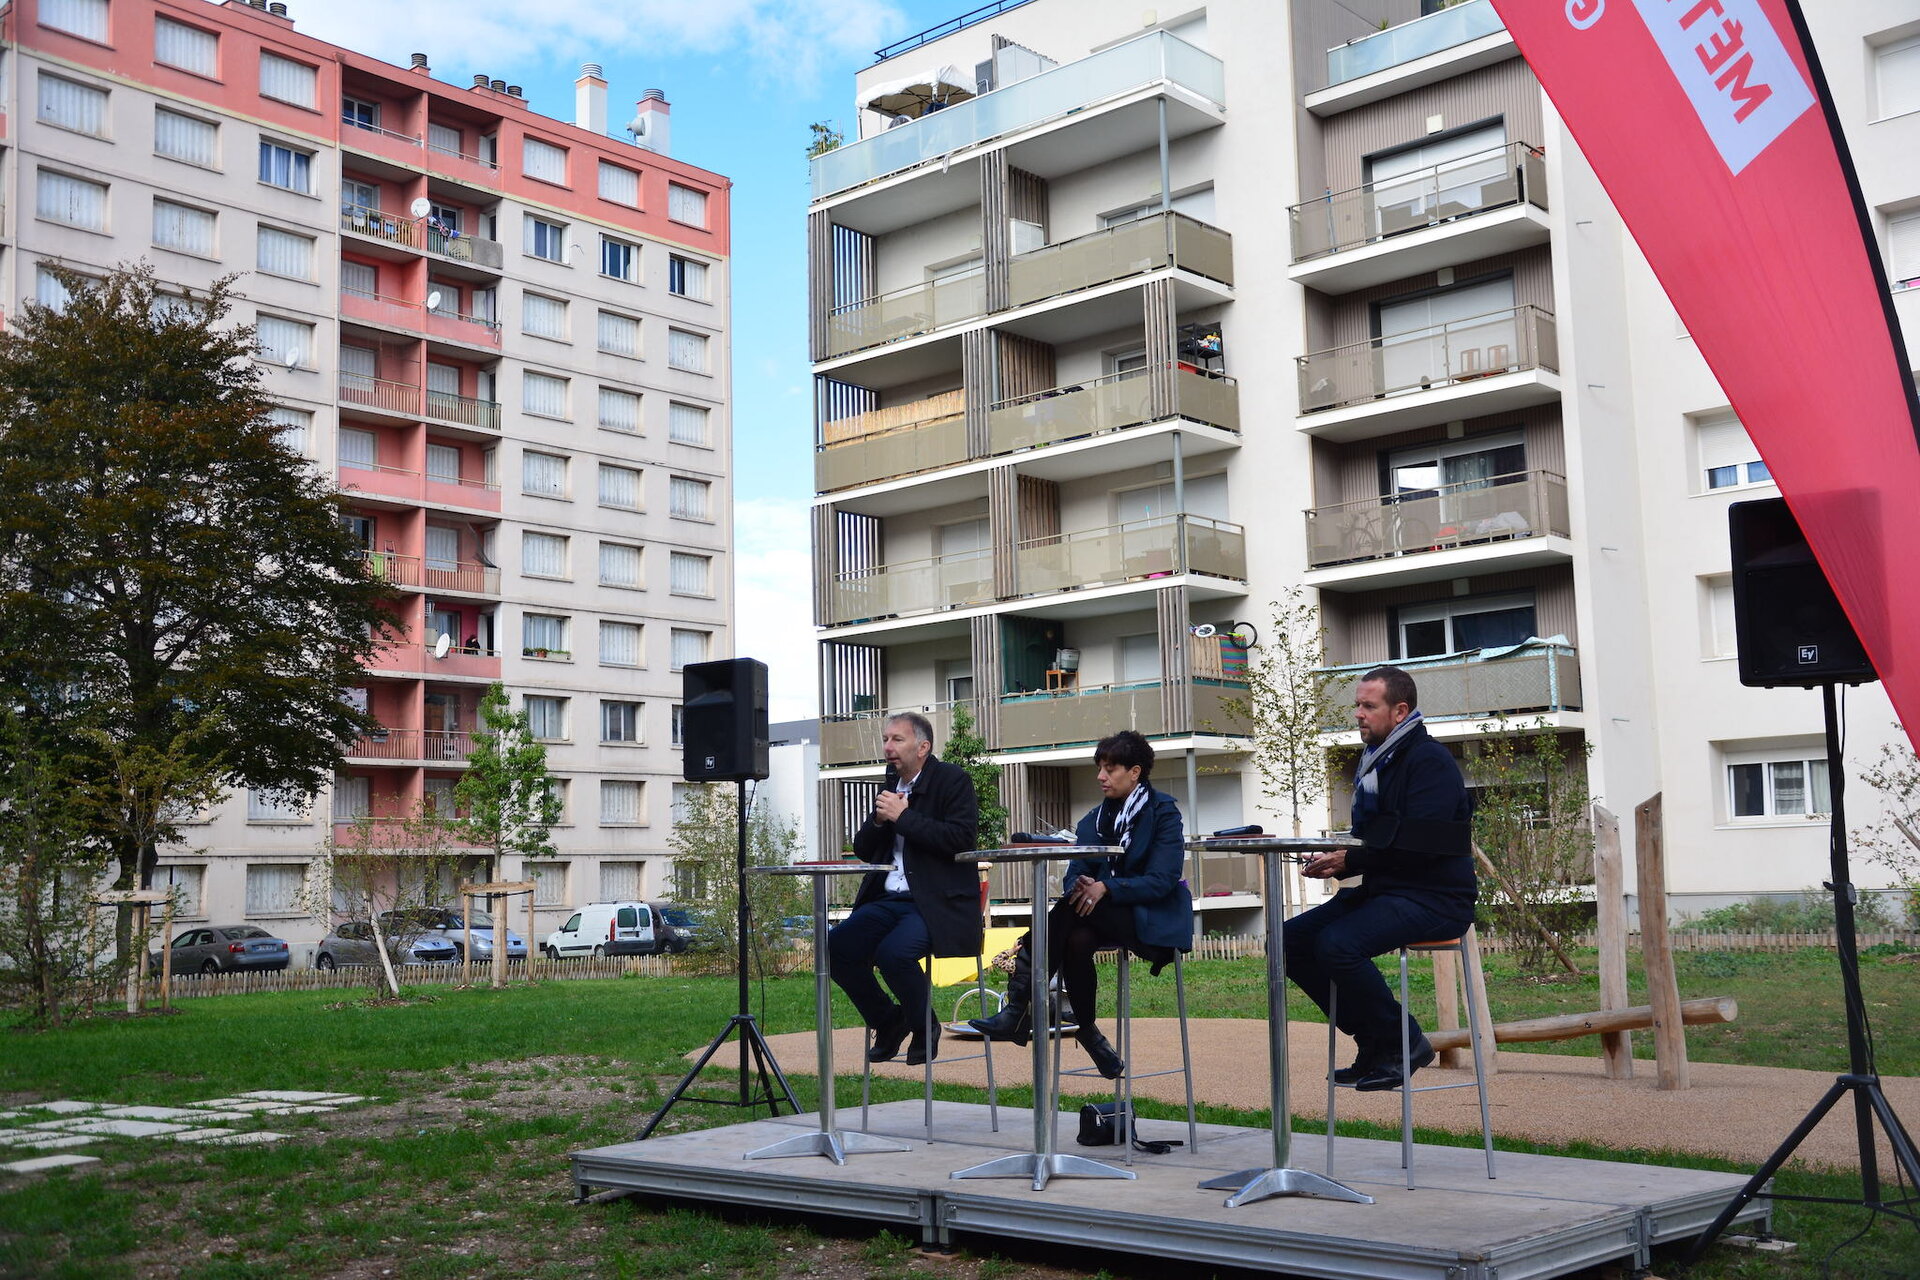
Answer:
[{"left": 572, "top": 1101, "right": 1767, "bottom": 1279}]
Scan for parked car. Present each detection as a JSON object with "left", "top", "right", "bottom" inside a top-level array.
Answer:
[
  {"left": 314, "top": 921, "right": 458, "bottom": 969},
  {"left": 379, "top": 907, "right": 527, "bottom": 961},
  {"left": 151, "top": 926, "right": 290, "bottom": 975},
  {"left": 544, "top": 900, "right": 697, "bottom": 959}
]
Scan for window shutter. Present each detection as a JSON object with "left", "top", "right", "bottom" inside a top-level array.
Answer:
[
  {"left": 600, "top": 542, "right": 642, "bottom": 587},
  {"left": 1891, "top": 211, "right": 1920, "bottom": 287},
  {"left": 38, "top": 74, "right": 107, "bottom": 134},
  {"left": 600, "top": 621, "right": 641, "bottom": 666},
  {"left": 155, "top": 18, "right": 218, "bottom": 75},
  {"left": 154, "top": 109, "right": 217, "bottom": 164},
  {"left": 669, "top": 402, "right": 708, "bottom": 443},
  {"left": 257, "top": 227, "right": 314, "bottom": 279},
  {"left": 260, "top": 53, "right": 317, "bottom": 107},
  {"left": 599, "top": 161, "right": 639, "bottom": 205},
  {"left": 523, "top": 137, "right": 568, "bottom": 182},
  {"left": 598, "top": 463, "right": 641, "bottom": 508},
  {"left": 1696, "top": 411, "right": 1757, "bottom": 473}
]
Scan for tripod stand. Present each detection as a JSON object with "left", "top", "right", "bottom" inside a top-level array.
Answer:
[
  {"left": 638, "top": 778, "right": 798, "bottom": 1140},
  {"left": 1685, "top": 682, "right": 1920, "bottom": 1262}
]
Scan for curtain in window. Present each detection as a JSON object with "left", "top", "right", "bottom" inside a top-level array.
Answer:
[
  {"left": 671, "top": 629, "right": 707, "bottom": 668},
  {"left": 247, "top": 789, "right": 306, "bottom": 821},
  {"left": 40, "top": 0, "right": 107, "bottom": 41},
  {"left": 600, "top": 542, "right": 642, "bottom": 587},
  {"left": 669, "top": 476, "right": 709, "bottom": 519},
  {"left": 36, "top": 269, "right": 73, "bottom": 312},
  {"left": 600, "top": 861, "right": 643, "bottom": 899},
  {"left": 337, "top": 428, "right": 378, "bottom": 471},
  {"left": 528, "top": 862, "right": 566, "bottom": 906},
  {"left": 424, "top": 524, "right": 459, "bottom": 571},
  {"left": 522, "top": 532, "right": 567, "bottom": 577},
  {"left": 260, "top": 53, "right": 317, "bottom": 107},
  {"left": 522, "top": 451, "right": 566, "bottom": 496},
  {"left": 598, "top": 464, "right": 641, "bottom": 508},
  {"left": 37, "top": 170, "right": 106, "bottom": 229},
  {"left": 153, "top": 200, "right": 215, "bottom": 254},
  {"left": 600, "top": 622, "right": 641, "bottom": 666},
  {"left": 426, "top": 445, "right": 461, "bottom": 485},
  {"left": 670, "top": 256, "right": 708, "bottom": 298},
  {"left": 38, "top": 74, "right": 106, "bottom": 134},
  {"left": 599, "top": 161, "right": 639, "bottom": 205},
  {"left": 668, "top": 401, "right": 708, "bottom": 443},
  {"left": 245, "top": 864, "right": 306, "bottom": 913},
  {"left": 668, "top": 183, "right": 707, "bottom": 225},
  {"left": 522, "top": 293, "right": 566, "bottom": 338},
  {"left": 154, "top": 17, "right": 217, "bottom": 75},
  {"left": 526, "top": 697, "right": 565, "bottom": 739},
  {"left": 154, "top": 109, "right": 216, "bottom": 164},
  {"left": 670, "top": 553, "right": 710, "bottom": 596},
  {"left": 602, "top": 702, "right": 641, "bottom": 741},
  {"left": 427, "top": 123, "right": 463, "bottom": 156},
  {"left": 600, "top": 781, "right": 643, "bottom": 824},
  {"left": 257, "top": 227, "right": 313, "bottom": 279},
  {"left": 667, "top": 329, "right": 708, "bottom": 371},
  {"left": 158, "top": 866, "right": 205, "bottom": 917},
  {"left": 523, "top": 372, "right": 568, "bottom": 416},
  {"left": 600, "top": 388, "right": 641, "bottom": 432},
  {"left": 523, "top": 614, "right": 566, "bottom": 652},
  {"left": 523, "top": 137, "right": 567, "bottom": 182},
  {"left": 597, "top": 311, "right": 640, "bottom": 356},
  {"left": 423, "top": 778, "right": 457, "bottom": 820},
  {"left": 267, "top": 407, "right": 310, "bottom": 455},
  {"left": 330, "top": 775, "right": 371, "bottom": 820},
  {"left": 255, "top": 316, "right": 310, "bottom": 366}
]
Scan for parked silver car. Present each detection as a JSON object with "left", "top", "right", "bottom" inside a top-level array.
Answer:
[
  {"left": 151, "top": 925, "right": 290, "bottom": 975},
  {"left": 379, "top": 907, "right": 528, "bottom": 961},
  {"left": 314, "top": 921, "right": 458, "bottom": 969}
]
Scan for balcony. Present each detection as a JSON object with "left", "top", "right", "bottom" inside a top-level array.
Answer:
[
  {"left": 423, "top": 306, "right": 503, "bottom": 349},
  {"left": 813, "top": 31, "right": 1225, "bottom": 200},
  {"left": 341, "top": 206, "right": 505, "bottom": 271},
  {"left": 1009, "top": 212, "right": 1232, "bottom": 309},
  {"left": 425, "top": 132, "right": 502, "bottom": 186},
  {"left": 357, "top": 551, "right": 501, "bottom": 595},
  {"left": 1296, "top": 304, "right": 1560, "bottom": 441},
  {"left": 1310, "top": 1, "right": 1512, "bottom": 115},
  {"left": 339, "top": 463, "right": 502, "bottom": 513},
  {"left": 1289, "top": 143, "right": 1549, "bottom": 293},
  {"left": 1316, "top": 640, "right": 1582, "bottom": 731},
  {"left": 340, "top": 372, "right": 421, "bottom": 417},
  {"left": 345, "top": 729, "right": 478, "bottom": 762},
  {"left": 989, "top": 366, "right": 1238, "bottom": 456},
  {"left": 1305, "top": 470, "right": 1571, "bottom": 577},
  {"left": 816, "top": 390, "right": 967, "bottom": 492},
  {"left": 363, "top": 642, "right": 502, "bottom": 681},
  {"left": 826, "top": 268, "right": 986, "bottom": 358},
  {"left": 341, "top": 289, "right": 420, "bottom": 330},
  {"left": 1014, "top": 514, "right": 1245, "bottom": 597},
  {"left": 822, "top": 700, "right": 965, "bottom": 768},
  {"left": 999, "top": 679, "right": 1248, "bottom": 752},
  {"left": 425, "top": 388, "right": 503, "bottom": 432},
  {"left": 826, "top": 553, "right": 994, "bottom": 626}
]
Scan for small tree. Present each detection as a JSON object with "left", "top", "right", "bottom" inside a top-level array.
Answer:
[
  {"left": 806, "top": 121, "right": 844, "bottom": 158},
  {"left": 1222, "top": 590, "right": 1340, "bottom": 835},
  {"left": 944, "top": 703, "right": 1006, "bottom": 850},
  {"left": 454, "top": 684, "right": 561, "bottom": 987},
  {"left": 668, "top": 784, "right": 807, "bottom": 976},
  {"left": 306, "top": 804, "right": 466, "bottom": 998},
  {"left": 1469, "top": 719, "right": 1593, "bottom": 975},
  {"left": 1855, "top": 728, "right": 1920, "bottom": 926}
]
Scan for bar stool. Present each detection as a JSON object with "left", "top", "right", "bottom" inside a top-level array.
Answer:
[
  {"left": 1057, "top": 948, "right": 1199, "bottom": 1163},
  {"left": 860, "top": 954, "right": 999, "bottom": 1141},
  {"left": 1325, "top": 930, "right": 1495, "bottom": 1189}
]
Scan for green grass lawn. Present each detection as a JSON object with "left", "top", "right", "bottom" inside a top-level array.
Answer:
[{"left": 3, "top": 952, "right": 1919, "bottom": 1280}]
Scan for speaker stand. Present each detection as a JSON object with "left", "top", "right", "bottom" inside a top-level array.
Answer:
[
  {"left": 1684, "top": 683, "right": 1920, "bottom": 1262},
  {"left": 638, "top": 779, "right": 798, "bottom": 1140}
]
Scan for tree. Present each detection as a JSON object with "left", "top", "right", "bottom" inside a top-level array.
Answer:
[
  {"left": 667, "top": 784, "right": 807, "bottom": 977},
  {"left": 453, "top": 683, "right": 562, "bottom": 987},
  {"left": 1469, "top": 719, "right": 1593, "bottom": 975},
  {"left": 1854, "top": 727, "right": 1920, "bottom": 926},
  {"left": 306, "top": 804, "right": 465, "bottom": 999},
  {"left": 1222, "top": 590, "right": 1340, "bottom": 835},
  {"left": 806, "top": 121, "right": 844, "bottom": 158},
  {"left": 944, "top": 703, "right": 1006, "bottom": 850},
  {"left": 0, "top": 264, "right": 396, "bottom": 907}
]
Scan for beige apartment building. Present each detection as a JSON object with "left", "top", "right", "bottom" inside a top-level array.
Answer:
[
  {"left": 4, "top": 0, "right": 734, "bottom": 953},
  {"left": 807, "top": 0, "right": 1920, "bottom": 925}
]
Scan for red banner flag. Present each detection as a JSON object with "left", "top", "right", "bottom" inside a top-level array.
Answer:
[{"left": 1490, "top": 0, "right": 1920, "bottom": 738}]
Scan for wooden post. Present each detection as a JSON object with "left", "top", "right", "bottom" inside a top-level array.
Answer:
[
  {"left": 1592, "top": 804, "right": 1632, "bottom": 1079},
  {"left": 525, "top": 890, "right": 537, "bottom": 982},
  {"left": 491, "top": 892, "right": 505, "bottom": 990},
  {"left": 1635, "top": 793, "right": 1689, "bottom": 1090},
  {"left": 128, "top": 903, "right": 146, "bottom": 1014},
  {"left": 1432, "top": 947, "right": 1463, "bottom": 1067},
  {"left": 1462, "top": 926, "right": 1497, "bottom": 1078},
  {"left": 460, "top": 884, "right": 474, "bottom": 987},
  {"left": 157, "top": 899, "right": 176, "bottom": 1013}
]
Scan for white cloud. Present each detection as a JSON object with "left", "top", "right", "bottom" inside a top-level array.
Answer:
[{"left": 732, "top": 496, "right": 817, "bottom": 722}]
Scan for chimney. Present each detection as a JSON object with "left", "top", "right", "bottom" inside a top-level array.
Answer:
[
  {"left": 409, "top": 53, "right": 430, "bottom": 74},
  {"left": 472, "top": 74, "right": 490, "bottom": 89},
  {"left": 267, "top": 2, "right": 289, "bottom": 15},
  {"left": 575, "top": 63, "right": 608, "bottom": 134},
  {"left": 507, "top": 85, "right": 523, "bottom": 98},
  {"left": 630, "top": 89, "right": 670, "bottom": 156},
  {"left": 490, "top": 78, "right": 506, "bottom": 92}
]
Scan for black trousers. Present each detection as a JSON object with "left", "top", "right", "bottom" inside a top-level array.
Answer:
[{"left": 1009, "top": 897, "right": 1168, "bottom": 1031}]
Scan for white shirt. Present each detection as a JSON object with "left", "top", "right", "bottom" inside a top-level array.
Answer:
[{"left": 884, "top": 772, "right": 917, "bottom": 893}]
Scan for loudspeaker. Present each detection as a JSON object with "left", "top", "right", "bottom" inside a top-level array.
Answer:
[
  {"left": 682, "top": 658, "right": 770, "bottom": 781},
  {"left": 1729, "top": 497, "right": 1876, "bottom": 688}
]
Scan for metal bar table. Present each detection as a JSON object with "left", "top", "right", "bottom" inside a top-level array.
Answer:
[
  {"left": 1186, "top": 836, "right": 1374, "bottom": 1208},
  {"left": 743, "top": 862, "right": 911, "bottom": 1164},
  {"left": 948, "top": 844, "right": 1134, "bottom": 1192}
]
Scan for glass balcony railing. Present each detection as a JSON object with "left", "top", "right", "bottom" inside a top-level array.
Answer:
[
  {"left": 1315, "top": 640, "right": 1582, "bottom": 729},
  {"left": 815, "top": 391, "right": 968, "bottom": 491},
  {"left": 989, "top": 365, "right": 1238, "bottom": 454},
  {"left": 813, "top": 30, "right": 1225, "bottom": 199},
  {"left": 999, "top": 679, "right": 1248, "bottom": 752},
  {"left": 1009, "top": 212, "right": 1232, "bottom": 308},
  {"left": 1014, "top": 513, "right": 1245, "bottom": 596},
  {"left": 827, "top": 552, "right": 995, "bottom": 626},
  {"left": 1290, "top": 142, "right": 1547, "bottom": 263},
  {"left": 1297, "top": 304, "right": 1558, "bottom": 415},
  {"left": 1305, "top": 470, "right": 1570, "bottom": 568},
  {"left": 822, "top": 700, "right": 966, "bottom": 767},
  {"left": 1327, "top": 0, "right": 1506, "bottom": 87},
  {"left": 826, "top": 268, "right": 986, "bottom": 358}
]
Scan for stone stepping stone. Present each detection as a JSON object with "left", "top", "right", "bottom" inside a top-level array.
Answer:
[
  {"left": 2, "top": 1153, "right": 99, "bottom": 1174},
  {"left": 0, "top": 1110, "right": 26, "bottom": 1120},
  {"left": 26, "top": 1101, "right": 101, "bottom": 1115},
  {"left": 170, "top": 1128, "right": 246, "bottom": 1143},
  {"left": 250, "top": 1104, "right": 337, "bottom": 1115},
  {"left": 0, "top": 1133, "right": 94, "bottom": 1150},
  {"left": 99, "top": 1106, "right": 236, "bottom": 1123},
  {"left": 237, "top": 1091, "right": 360, "bottom": 1102},
  {"left": 24, "top": 1120, "right": 89, "bottom": 1132},
  {"left": 183, "top": 1131, "right": 287, "bottom": 1147},
  {"left": 48, "top": 1118, "right": 191, "bottom": 1138}
]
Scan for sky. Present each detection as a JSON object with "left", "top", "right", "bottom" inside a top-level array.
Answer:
[{"left": 288, "top": 0, "right": 974, "bottom": 721}]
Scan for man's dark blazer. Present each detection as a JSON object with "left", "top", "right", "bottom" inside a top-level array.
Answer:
[{"left": 850, "top": 755, "right": 983, "bottom": 960}]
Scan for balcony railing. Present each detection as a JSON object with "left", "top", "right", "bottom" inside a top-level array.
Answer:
[
  {"left": 340, "top": 206, "right": 505, "bottom": 270},
  {"left": 1326, "top": 0, "right": 1505, "bottom": 87},
  {"left": 1009, "top": 211, "right": 1232, "bottom": 309},
  {"left": 1316, "top": 640, "right": 1582, "bottom": 729},
  {"left": 989, "top": 365, "right": 1238, "bottom": 455},
  {"left": 815, "top": 390, "right": 968, "bottom": 491},
  {"left": 425, "top": 388, "right": 503, "bottom": 431},
  {"left": 826, "top": 268, "right": 987, "bottom": 358},
  {"left": 1014, "top": 513, "right": 1245, "bottom": 596},
  {"left": 341, "top": 289, "right": 421, "bottom": 329},
  {"left": 343, "top": 118, "right": 422, "bottom": 147},
  {"left": 1290, "top": 142, "right": 1547, "bottom": 263},
  {"left": 999, "top": 679, "right": 1248, "bottom": 751},
  {"left": 1297, "top": 304, "right": 1558, "bottom": 414},
  {"left": 364, "top": 642, "right": 502, "bottom": 679},
  {"left": 340, "top": 464, "right": 502, "bottom": 512},
  {"left": 425, "top": 307, "right": 503, "bottom": 347},
  {"left": 346, "top": 728, "right": 479, "bottom": 761},
  {"left": 827, "top": 552, "right": 995, "bottom": 626},
  {"left": 822, "top": 700, "right": 966, "bottom": 767},
  {"left": 814, "top": 30, "right": 1225, "bottom": 199},
  {"left": 1305, "top": 470, "right": 1570, "bottom": 569},
  {"left": 361, "top": 550, "right": 498, "bottom": 594},
  {"left": 340, "top": 372, "right": 421, "bottom": 415}
]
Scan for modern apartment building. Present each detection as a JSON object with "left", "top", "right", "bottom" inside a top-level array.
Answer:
[
  {"left": 5, "top": 0, "right": 733, "bottom": 949},
  {"left": 806, "top": 0, "right": 1919, "bottom": 924}
]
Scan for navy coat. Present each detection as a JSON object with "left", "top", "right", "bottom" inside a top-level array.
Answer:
[
  {"left": 1063, "top": 785, "right": 1194, "bottom": 952},
  {"left": 850, "top": 755, "right": 984, "bottom": 960}
]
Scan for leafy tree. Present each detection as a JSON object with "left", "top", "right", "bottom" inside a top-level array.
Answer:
[
  {"left": 454, "top": 683, "right": 561, "bottom": 987},
  {"left": 0, "top": 264, "right": 396, "bottom": 908},
  {"left": 668, "top": 783, "right": 807, "bottom": 976},
  {"left": 944, "top": 703, "right": 1006, "bottom": 850},
  {"left": 1854, "top": 727, "right": 1920, "bottom": 926},
  {"left": 1222, "top": 590, "right": 1339, "bottom": 836},
  {"left": 306, "top": 804, "right": 466, "bottom": 998},
  {"left": 806, "top": 121, "right": 844, "bottom": 158},
  {"left": 1469, "top": 719, "right": 1593, "bottom": 975}
]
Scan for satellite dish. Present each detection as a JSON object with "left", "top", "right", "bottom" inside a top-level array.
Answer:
[
  {"left": 283, "top": 349, "right": 300, "bottom": 368},
  {"left": 409, "top": 197, "right": 434, "bottom": 218},
  {"left": 425, "top": 290, "right": 443, "bottom": 312},
  {"left": 432, "top": 633, "right": 452, "bottom": 660}
]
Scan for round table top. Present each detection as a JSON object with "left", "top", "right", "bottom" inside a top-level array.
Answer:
[
  {"left": 751, "top": 861, "right": 882, "bottom": 877},
  {"left": 954, "top": 844, "right": 1121, "bottom": 864},
  {"left": 1184, "top": 835, "right": 1364, "bottom": 853}
]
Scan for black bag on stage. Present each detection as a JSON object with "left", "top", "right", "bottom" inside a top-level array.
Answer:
[{"left": 1076, "top": 1102, "right": 1182, "bottom": 1155}]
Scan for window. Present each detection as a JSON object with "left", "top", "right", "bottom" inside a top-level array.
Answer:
[
  {"left": 1728, "top": 754, "right": 1832, "bottom": 820},
  {"left": 668, "top": 182, "right": 708, "bottom": 226},
  {"left": 523, "top": 613, "right": 568, "bottom": 655},
  {"left": 153, "top": 199, "right": 215, "bottom": 255},
  {"left": 154, "top": 17, "right": 217, "bottom": 76},
  {"left": 600, "top": 237, "right": 636, "bottom": 281},
  {"left": 245, "top": 864, "right": 306, "bottom": 915},
  {"left": 256, "top": 226, "right": 314, "bottom": 279},
  {"left": 423, "top": 777, "right": 457, "bottom": 820},
  {"left": 260, "top": 53, "right": 317, "bottom": 108},
  {"left": 40, "top": 0, "right": 107, "bottom": 41},
  {"left": 341, "top": 96, "right": 379, "bottom": 130},
  {"left": 1117, "top": 633, "right": 1161, "bottom": 684},
  {"left": 1377, "top": 276, "right": 1516, "bottom": 391},
  {"left": 545, "top": 778, "right": 570, "bottom": 822},
  {"left": 602, "top": 701, "right": 642, "bottom": 743},
  {"left": 670, "top": 476, "right": 711, "bottom": 520},
  {"left": 1397, "top": 592, "right": 1537, "bottom": 658},
  {"left": 522, "top": 292, "right": 567, "bottom": 339},
  {"left": 247, "top": 789, "right": 307, "bottom": 822},
  {"left": 425, "top": 121, "right": 464, "bottom": 156},
  {"left": 426, "top": 443, "right": 462, "bottom": 484},
  {"left": 667, "top": 328, "right": 709, "bottom": 372},
  {"left": 525, "top": 695, "right": 567, "bottom": 740},
  {"left": 523, "top": 370, "right": 568, "bottom": 417},
  {"left": 337, "top": 427, "right": 377, "bottom": 471},
  {"left": 522, "top": 450, "right": 567, "bottom": 497},
  {"left": 600, "top": 387, "right": 642, "bottom": 433},
  {"left": 599, "top": 160, "right": 640, "bottom": 205},
  {"left": 600, "top": 542, "right": 642, "bottom": 588},
  {"left": 339, "top": 260, "right": 376, "bottom": 299},
  {"left": 155, "top": 108, "right": 217, "bottom": 164},
  {"left": 36, "top": 268, "right": 75, "bottom": 312},
  {"left": 523, "top": 136, "right": 568, "bottom": 183},
  {"left": 525, "top": 216, "right": 566, "bottom": 262},
  {"left": 670, "top": 552, "right": 712, "bottom": 597},
  {"left": 38, "top": 73, "right": 107, "bottom": 135},
  {"left": 522, "top": 531, "right": 568, "bottom": 578},
  {"left": 671, "top": 704, "right": 684, "bottom": 746},
  {"left": 1702, "top": 575, "right": 1736, "bottom": 659},
  {"left": 343, "top": 179, "right": 379, "bottom": 212},
  {"left": 528, "top": 862, "right": 567, "bottom": 907},
  {"left": 37, "top": 170, "right": 107, "bottom": 231},
  {"left": 671, "top": 628, "right": 708, "bottom": 670},
  {"left": 599, "top": 463, "right": 642, "bottom": 509},
  {"left": 268, "top": 406, "right": 311, "bottom": 455},
  {"left": 601, "top": 780, "right": 645, "bottom": 825},
  {"left": 149, "top": 293, "right": 206, "bottom": 326},
  {"left": 669, "top": 401, "right": 709, "bottom": 445},
  {"left": 1876, "top": 34, "right": 1920, "bottom": 119},
  {"left": 1367, "top": 125, "right": 1506, "bottom": 235},
  {"left": 1891, "top": 210, "right": 1920, "bottom": 291},
  {"left": 600, "top": 861, "right": 644, "bottom": 900},
  {"left": 157, "top": 865, "right": 206, "bottom": 918},
  {"left": 601, "top": 621, "right": 642, "bottom": 667},
  {"left": 1696, "top": 410, "right": 1772, "bottom": 492},
  {"left": 1387, "top": 430, "right": 1526, "bottom": 501},
  {"left": 330, "top": 774, "right": 371, "bottom": 821},
  {"left": 255, "top": 315, "right": 311, "bottom": 368},
  {"left": 597, "top": 311, "right": 640, "bottom": 357},
  {"left": 258, "top": 140, "right": 313, "bottom": 193},
  {"left": 668, "top": 255, "right": 708, "bottom": 299}
]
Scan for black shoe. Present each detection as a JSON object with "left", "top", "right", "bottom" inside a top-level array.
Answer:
[
  {"left": 1331, "top": 1060, "right": 1371, "bottom": 1086},
  {"left": 906, "top": 1022, "right": 940, "bottom": 1066},
  {"left": 1352, "top": 1035, "right": 1436, "bottom": 1092},
  {"left": 968, "top": 1003, "right": 1032, "bottom": 1046},
  {"left": 1077, "top": 1029, "right": 1125, "bottom": 1080},
  {"left": 867, "top": 1015, "right": 911, "bottom": 1063}
]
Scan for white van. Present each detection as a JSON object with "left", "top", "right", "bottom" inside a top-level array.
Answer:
[{"left": 544, "top": 901, "right": 696, "bottom": 958}]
